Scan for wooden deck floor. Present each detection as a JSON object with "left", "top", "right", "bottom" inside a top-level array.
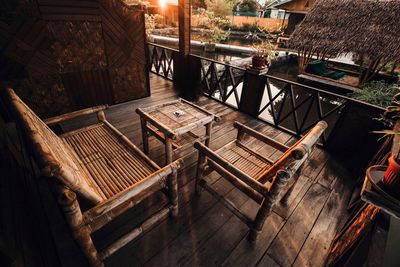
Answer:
[{"left": 60, "top": 74, "right": 355, "bottom": 267}]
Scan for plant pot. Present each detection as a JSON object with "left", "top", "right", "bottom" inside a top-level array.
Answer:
[
  {"left": 383, "top": 156, "right": 400, "bottom": 185},
  {"left": 251, "top": 56, "right": 266, "bottom": 69},
  {"left": 204, "top": 43, "right": 216, "bottom": 52}
]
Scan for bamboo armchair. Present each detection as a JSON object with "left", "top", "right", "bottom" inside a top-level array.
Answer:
[
  {"left": 194, "top": 121, "right": 327, "bottom": 242},
  {"left": 3, "top": 88, "right": 183, "bottom": 267}
]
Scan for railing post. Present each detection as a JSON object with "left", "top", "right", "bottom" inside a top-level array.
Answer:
[{"left": 238, "top": 68, "right": 267, "bottom": 117}]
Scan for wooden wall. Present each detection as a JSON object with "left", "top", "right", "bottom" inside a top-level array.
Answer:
[{"left": 0, "top": 0, "right": 149, "bottom": 118}]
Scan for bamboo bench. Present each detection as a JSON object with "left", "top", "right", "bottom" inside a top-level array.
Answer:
[
  {"left": 194, "top": 121, "right": 327, "bottom": 242},
  {"left": 3, "top": 88, "right": 183, "bottom": 267}
]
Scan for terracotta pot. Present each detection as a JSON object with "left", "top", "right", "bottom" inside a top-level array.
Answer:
[
  {"left": 384, "top": 156, "right": 400, "bottom": 185},
  {"left": 252, "top": 56, "right": 266, "bottom": 69}
]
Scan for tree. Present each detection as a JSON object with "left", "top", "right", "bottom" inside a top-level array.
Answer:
[
  {"left": 234, "top": 0, "right": 259, "bottom": 13},
  {"left": 205, "top": 0, "right": 234, "bottom": 17},
  {"left": 192, "top": 0, "right": 206, "bottom": 9}
]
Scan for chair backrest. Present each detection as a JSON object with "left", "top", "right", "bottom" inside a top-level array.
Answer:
[
  {"left": 4, "top": 88, "right": 103, "bottom": 204},
  {"left": 258, "top": 121, "right": 328, "bottom": 185}
]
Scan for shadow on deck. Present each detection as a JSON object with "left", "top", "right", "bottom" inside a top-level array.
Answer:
[{"left": 54, "top": 74, "right": 354, "bottom": 267}]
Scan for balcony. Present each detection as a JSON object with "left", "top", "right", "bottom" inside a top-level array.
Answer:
[{"left": 2, "top": 71, "right": 374, "bottom": 266}]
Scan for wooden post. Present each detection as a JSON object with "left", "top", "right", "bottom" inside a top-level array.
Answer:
[
  {"left": 140, "top": 117, "right": 149, "bottom": 155},
  {"left": 167, "top": 168, "right": 179, "bottom": 218},
  {"left": 175, "top": 0, "right": 195, "bottom": 97},
  {"left": 57, "top": 186, "right": 103, "bottom": 267},
  {"left": 238, "top": 70, "right": 267, "bottom": 117}
]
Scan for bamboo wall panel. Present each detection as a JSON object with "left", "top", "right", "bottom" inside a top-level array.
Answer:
[
  {"left": 0, "top": 0, "right": 149, "bottom": 118},
  {"left": 47, "top": 21, "right": 107, "bottom": 73},
  {"left": 61, "top": 69, "right": 114, "bottom": 108},
  {"left": 37, "top": 0, "right": 101, "bottom": 21},
  {"left": 100, "top": 0, "right": 149, "bottom": 102},
  {"left": 16, "top": 75, "right": 73, "bottom": 117}
]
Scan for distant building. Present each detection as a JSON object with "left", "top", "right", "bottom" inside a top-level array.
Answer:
[{"left": 265, "top": 0, "right": 316, "bottom": 34}]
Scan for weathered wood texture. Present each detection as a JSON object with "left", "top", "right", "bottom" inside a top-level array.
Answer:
[
  {"left": 0, "top": 0, "right": 149, "bottom": 118},
  {"left": 0, "top": 74, "right": 355, "bottom": 267},
  {"left": 50, "top": 74, "right": 353, "bottom": 267},
  {"left": 194, "top": 120, "right": 327, "bottom": 241},
  {"left": 2, "top": 86, "right": 182, "bottom": 266}
]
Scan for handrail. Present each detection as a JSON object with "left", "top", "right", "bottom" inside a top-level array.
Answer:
[
  {"left": 190, "top": 54, "right": 247, "bottom": 71},
  {"left": 147, "top": 42, "right": 179, "bottom": 53}
]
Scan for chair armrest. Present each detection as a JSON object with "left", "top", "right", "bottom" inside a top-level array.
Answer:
[
  {"left": 233, "top": 121, "right": 289, "bottom": 152},
  {"left": 194, "top": 141, "right": 268, "bottom": 197},
  {"left": 44, "top": 105, "right": 108, "bottom": 126},
  {"left": 84, "top": 159, "right": 183, "bottom": 222}
]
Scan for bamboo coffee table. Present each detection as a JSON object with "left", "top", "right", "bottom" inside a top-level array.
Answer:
[{"left": 136, "top": 98, "right": 217, "bottom": 165}]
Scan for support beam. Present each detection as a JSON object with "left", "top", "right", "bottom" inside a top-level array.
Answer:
[{"left": 178, "top": 0, "right": 190, "bottom": 57}]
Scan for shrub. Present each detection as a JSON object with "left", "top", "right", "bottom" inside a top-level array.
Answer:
[{"left": 351, "top": 80, "right": 399, "bottom": 107}]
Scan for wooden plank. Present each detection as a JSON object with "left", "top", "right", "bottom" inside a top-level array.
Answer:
[
  {"left": 265, "top": 183, "right": 330, "bottom": 267},
  {"left": 220, "top": 211, "right": 284, "bottom": 267},
  {"left": 292, "top": 174, "right": 353, "bottom": 267}
]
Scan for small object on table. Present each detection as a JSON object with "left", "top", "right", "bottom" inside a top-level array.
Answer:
[{"left": 136, "top": 98, "right": 218, "bottom": 165}]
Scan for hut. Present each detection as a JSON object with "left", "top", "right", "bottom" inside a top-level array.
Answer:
[
  {"left": 265, "top": 0, "right": 316, "bottom": 34},
  {"left": 289, "top": 0, "right": 400, "bottom": 86}
]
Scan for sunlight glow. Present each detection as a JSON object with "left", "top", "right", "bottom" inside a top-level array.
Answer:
[
  {"left": 159, "top": 0, "right": 166, "bottom": 8},
  {"left": 158, "top": 0, "right": 178, "bottom": 8}
]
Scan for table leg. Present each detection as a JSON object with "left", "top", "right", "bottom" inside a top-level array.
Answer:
[
  {"left": 205, "top": 122, "right": 212, "bottom": 147},
  {"left": 165, "top": 138, "right": 173, "bottom": 165},
  {"left": 140, "top": 118, "right": 149, "bottom": 154}
]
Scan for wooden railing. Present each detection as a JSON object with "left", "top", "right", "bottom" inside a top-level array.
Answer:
[
  {"left": 192, "top": 55, "right": 385, "bottom": 145},
  {"left": 197, "top": 55, "right": 246, "bottom": 109},
  {"left": 147, "top": 43, "right": 178, "bottom": 81},
  {"left": 146, "top": 44, "right": 385, "bottom": 147}
]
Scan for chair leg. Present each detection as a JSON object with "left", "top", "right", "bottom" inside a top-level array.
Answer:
[
  {"left": 140, "top": 118, "right": 149, "bottom": 155},
  {"left": 57, "top": 186, "right": 103, "bottom": 267},
  {"left": 167, "top": 169, "right": 179, "bottom": 218},
  {"left": 195, "top": 154, "right": 206, "bottom": 196},
  {"left": 249, "top": 170, "right": 290, "bottom": 242},
  {"left": 248, "top": 199, "right": 273, "bottom": 243}
]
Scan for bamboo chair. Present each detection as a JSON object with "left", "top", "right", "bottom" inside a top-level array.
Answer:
[
  {"left": 194, "top": 121, "right": 327, "bottom": 242},
  {"left": 3, "top": 88, "right": 183, "bottom": 267}
]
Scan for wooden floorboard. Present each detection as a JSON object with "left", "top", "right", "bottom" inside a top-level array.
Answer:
[{"left": 58, "top": 74, "right": 354, "bottom": 267}]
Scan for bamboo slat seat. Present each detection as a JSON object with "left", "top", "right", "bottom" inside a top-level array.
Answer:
[
  {"left": 216, "top": 141, "right": 272, "bottom": 178},
  {"left": 62, "top": 123, "right": 157, "bottom": 199},
  {"left": 3, "top": 88, "right": 182, "bottom": 267},
  {"left": 194, "top": 121, "right": 327, "bottom": 242}
]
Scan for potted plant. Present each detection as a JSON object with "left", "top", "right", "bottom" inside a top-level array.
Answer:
[
  {"left": 251, "top": 40, "right": 275, "bottom": 69},
  {"left": 245, "top": 27, "right": 276, "bottom": 70},
  {"left": 374, "top": 90, "right": 400, "bottom": 195}
]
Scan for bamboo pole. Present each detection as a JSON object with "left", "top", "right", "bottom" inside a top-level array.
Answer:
[
  {"left": 194, "top": 141, "right": 268, "bottom": 196},
  {"left": 56, "top": 186, "right": 103, "bottom": 267},
  {"left": 249, "top": 170, "right": 289, "bottom": 242},
  {"left": 44, "top": 105, "right": 108, "bottom": 126},
  {"left": 234, "top": 121, "right": 289, "bottom": 152},
  {"left": 99, "top": 207, "right": 170, "bottom": 260}
]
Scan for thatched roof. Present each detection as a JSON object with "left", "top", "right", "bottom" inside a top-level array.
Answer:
[{"left": 289, "top": 0, "right": 400, "bottom": 63}]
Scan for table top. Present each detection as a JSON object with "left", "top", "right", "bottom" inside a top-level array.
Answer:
[{"left": 136, "top": 98, "right": 216, "bottom": 138}]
